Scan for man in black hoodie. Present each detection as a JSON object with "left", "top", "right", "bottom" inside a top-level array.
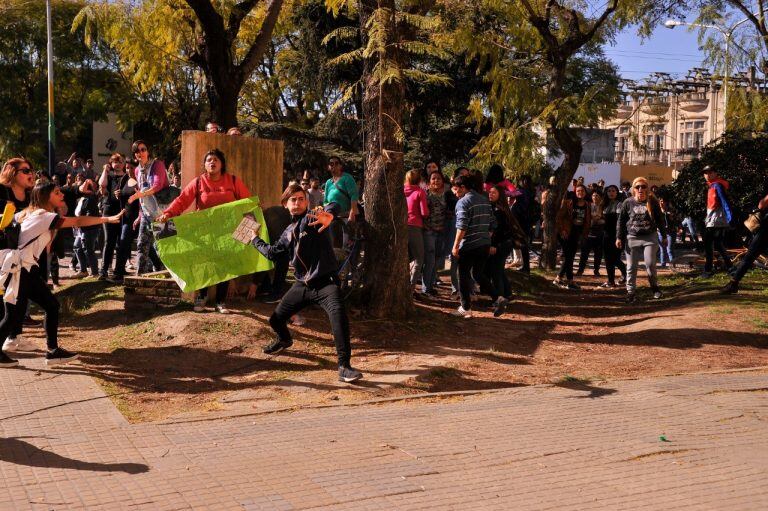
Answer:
[{"left": 251, "top": 183, "right": 363, "bottom": 383}]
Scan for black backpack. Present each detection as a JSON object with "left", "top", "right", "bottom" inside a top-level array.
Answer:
[{"left": 0, "top": 218, "right": 22, "bottom": 251}]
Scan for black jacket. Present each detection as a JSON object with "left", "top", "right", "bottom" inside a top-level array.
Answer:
[{"left": 252, "top": 203, "right": 341, "bottom": 286}]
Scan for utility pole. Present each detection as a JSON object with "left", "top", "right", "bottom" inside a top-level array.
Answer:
[{"left": 46, "top": 0, "right": 55, "bottom": 176}]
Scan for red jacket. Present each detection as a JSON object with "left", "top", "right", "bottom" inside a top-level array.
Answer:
[
  {"left": 706, "top": 177, "right": 729, "bottom": 210},
  {"left": 164, "top": 173, "right": 250, "bottom": 218}
]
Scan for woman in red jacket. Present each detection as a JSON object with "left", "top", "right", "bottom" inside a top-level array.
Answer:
[
  {"left": 156, "top": 148, "right": 250, "bottom": 314},
  {"left": 404, "top": 169, "right": 429, "bottom": 292}
]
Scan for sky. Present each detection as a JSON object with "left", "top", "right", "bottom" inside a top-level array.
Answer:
[{"left": 606, "top": 22, "right": 709, "bottom": 81}]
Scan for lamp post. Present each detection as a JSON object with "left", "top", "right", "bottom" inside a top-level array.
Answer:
[
  {"left": 664, "top": 17, "right": 753, "bottom": 132},
  {"left": 46, "top": 0, "right": 55, "bottom": 176}
]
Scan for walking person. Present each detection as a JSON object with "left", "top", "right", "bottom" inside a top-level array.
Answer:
[
  {"left": 721, "top": 177, "right": 768, "bottom": 294},
  {"left": 250, "top": 183, "right": 363, "bottom": 383},
  {"left": 553, "top": 184, "right": 591, "bottom": 290},
  {"left": 577, "top": 190, "right": 605, "bottom": 276},
  {"left": 109, "top": 162, "right": 141, "bottom": 283},
  {"left": 0, "top": 181, "right": 123, "bottom": 367},
  {"left": 512, "top": 175, "right": 536, "bottom": 273},
  {"left": 451, "top": 174, "right": 498, "bottom": 318},
  {"left": 127, "top": 140, "right": 169, "bottom": 275},
  {"left": 657, "top": 197, "right": 675, "bottom": 268},
  {"left": 422, "top": 171, "right": 449, "bottom": 295},
  {"left": 617, "top": 177, "right": 666, "bottom": 303},
  {"left": 404, "top": 170, "right": 429, "bottom": 293},
  {"left": 701, "top": 165, "right": 733, "bottom": 277},
  {"left": 156, "top": 149, "right": 250, "bottom": 314},
  {"left": 98, "top": 153, "right": 127, "bottom": 280},
  {"left": 600, "top": 185, "right": 626, "bottom": 288},
  {"left": 71, "top": 173, "right": 101, "bottom": 278},
  {"left": 448, "top": 167, "right": 470, "bottom": 297}
]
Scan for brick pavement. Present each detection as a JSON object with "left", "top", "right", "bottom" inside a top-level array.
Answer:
[{"left": 1, "top": 359, "right": 767, "bottom": 510}]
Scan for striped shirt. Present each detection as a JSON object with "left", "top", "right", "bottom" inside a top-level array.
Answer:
[{"left": 455, "top": 190, "right": 495, "bottom": 250}]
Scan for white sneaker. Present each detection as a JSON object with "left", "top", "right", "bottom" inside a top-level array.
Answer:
[
  {"left": 290, "top": 314, "right": 306, "bottom": 326},
  {"left": 215, "top": 304, "right": 230, "bottom": 314},
  {"left": 193, "top": 297, "right": 206, "bottom": 312},
  {"left": 2, "top": 336, "right": 37, "bottom": 353},
  {"left": 451, "top": 306, "right": 473, "bottom": 319}
]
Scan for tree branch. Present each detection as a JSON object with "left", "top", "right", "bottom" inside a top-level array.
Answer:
[
  {"left": 183, "top": 0, "right": 225, "bottom": 42},
  {"left": 227, "top": 0, "right": 263, "bottom": 42},
  {"left": 236, "top": 0, "right": 285, "bottom": 83}
]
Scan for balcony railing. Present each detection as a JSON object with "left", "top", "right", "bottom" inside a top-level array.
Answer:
[{"left": 614, "top": 148, "right": 703, "bottom": 164}]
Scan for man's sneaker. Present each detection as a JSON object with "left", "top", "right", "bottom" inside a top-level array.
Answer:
[
  {"left": 290, "top": 314, "right": 306, "bottom": 326},
  {"left": 71, "top": 271, "right": 88, "bottom": 279},
  {"left": 652, "top": 289, "right": 663, "bottom": 299},
  {"left": 593, "top": 270, "right": 601, "bottom": 276},
  {"left": 617, "top": 276, "right": 626, "bottom": 285},
  {"left": 2, "top": 336, "right": 37, "bottom": 353},
  {"left": 338, "top": 366, "right": 363, "bottom": 383},
  {"left": 566, "top": 282, "right": 580, "bottom": 291},
  {"left": 451, "top": 306, "right": 473, "bottom": 319},
  {"left": 45, "top": 348, "right": 79, "bottom": 366},
  {"left": 0, "top": 351, "right": 18, "bottom": 367},
  {"left": 215, "top": 303, "right": 230, "bottom": 314},
  {"left": 193, "top": 297, "right": 206, "bottom": 312},
  {"left": 262, "top": 338, "right": 293, "bottom": 355},
  {"left": 721, "top": 280, "right": 739, "bottom": 294},
  {"left": 625, "top": 293, "right": 637, "bottom": 304},
  {"left": 493, "top": 297, "right": 508, "bottom": 318}
]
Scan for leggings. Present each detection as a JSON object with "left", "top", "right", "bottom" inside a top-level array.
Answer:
[
  {"left": 578, "top": 231, "right": 604, "bottom": 273},
  {"left": 558, "top": 226, "right": 583, "bottom": 281},
  {"left": 0, "top": 267, "right": 59, "bottom": 350},
  {"left": 703, "top": 227, "right": 731, "bottom": 273},
  {"left": 270, "top": 279, "right": 351, "bottom": 367},
  {"left": 625, "top": 235, "right": 659, "bottom": 294}
]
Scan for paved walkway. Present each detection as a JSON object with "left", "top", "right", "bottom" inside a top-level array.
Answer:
[{"left": 1, "top": 359, "right": 767, "bottom": 510}]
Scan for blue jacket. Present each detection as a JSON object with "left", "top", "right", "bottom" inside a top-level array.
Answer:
[{"left": 253, "top": 203, "right": 341, "bottom": 286}]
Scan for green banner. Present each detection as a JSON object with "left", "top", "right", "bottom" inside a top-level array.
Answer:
[{"left": 155, "top": 197, "right": 273, "bottom": 292}]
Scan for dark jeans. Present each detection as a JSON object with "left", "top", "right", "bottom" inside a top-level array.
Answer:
[
  {"left": 0, "top": 267, "right": 59, "bottom": 350},
  {"left": 100, "top": 222, "right": 121, "bottom": 277},
  {"left": 270, "top": 279, "right": 351, "bottom": 367},
  {"left": 483, "top": 243, "right": 512, "bottom": 300},
  {"left": 578, "top": 232, "right": 604, "bottom": 273},
  {"left": 458, "top": 245, "right": 491, "bottom": 310},
  {"left": 703, "top": 227, "right": 731, "bottom": 272},
  {"left": 74, "top": 228, "right": 99, "bottom": 275},
  {"left": 114, "top": 222, "right": 137, "bottom": 277},
  {"left": 260, "top": 253, "right": 289, "bottom": 297},
  {"left": 558, "top": 227, "right": 583, "bottom": 281},
  {"left": 733, "top": 220, "right": 768, "bottom": 282},
  {"left": 199, "top": 281, "right": 229, "bottom": 304},
  {"left": 603, "top": 234, "right": 626, "bottom": 284}
]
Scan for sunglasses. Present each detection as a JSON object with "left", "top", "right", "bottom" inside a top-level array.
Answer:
[
  {"left": 634, "top": 185, "right": 648, "bottom": 190},
  {"left": 135, "top": 147, "right": 148, "bottom": 154},
  {"left": 18, "top": 167, "right": 34, "bottom": 175}
]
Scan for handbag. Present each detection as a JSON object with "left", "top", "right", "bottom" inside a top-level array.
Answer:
[{"left": 744, "top": 210, "right": 763, "bottom": 233}]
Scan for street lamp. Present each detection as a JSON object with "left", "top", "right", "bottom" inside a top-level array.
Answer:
[{"left": 664, "top": 16, "right": 753, "bottom": 131}]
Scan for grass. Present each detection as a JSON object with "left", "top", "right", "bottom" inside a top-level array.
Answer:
[
  {"left": 95, "top": 379, "right": 142, "bottom": 423},
  {"left": 558, "top": 375, "right": 592, "bottom": 384},
  {"left": 751, "top": 319, "right": 768, "bottom": 332},
  {"left": 108, "top": 321, "right": 156, "bottom": 351}
]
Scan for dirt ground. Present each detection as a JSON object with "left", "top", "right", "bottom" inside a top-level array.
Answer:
[{"left": 18, "top": 262, "right": 768, "bottom": 423}]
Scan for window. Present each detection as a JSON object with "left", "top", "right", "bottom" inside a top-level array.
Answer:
[{"left": 679, "top": 119, "right": 706, "bottom": 149}]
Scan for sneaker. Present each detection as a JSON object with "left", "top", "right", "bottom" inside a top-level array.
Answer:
[
  {"left": 45, "top": 348, "right": 79, "bottom": 366},
  {"left": 290, "top": 314, "right": 306, "bottom": 326},
  {"left": 721, "top": 280, "right": 739, "bottom": 294},
  {"left": 193, "top": 297, "right": 206, "bottom": 312},
  {"left": 262, "top": 338, "right": 293, "bottom": 355},
  {"left": 566, "top": 282, "right": 581, "bottom": 291},
  {"left": 451, "top": 306, "right": 473, "bottom": 319},
  {"left": 552, "top": 278, "right": 566, "bottom": 289},
  {"left": 493, "top": 297, "right": 508, "bottom": 318},
  {"left": 98, "top": 274, "right": 108, "bottom": 281},
  {"left": 0, "top": 351, "right": 18, "bottom": 367},
  {"left": 575, "top": 270, "right": 584, "bottom": 276},
  {"left": 599, "top": 281, "right": 615, "bottom": 289},
  {"left": 652, "top": 289, "right": 663, "bottom": 299},
  {"left": 617, "top": 276, "right": 626, "bottom": 285},
  {"left": 625, "top": 293, "right": 637, "bottom": 304},
  {"left": 215, "top": 304, "right": 230, "bottom": 314},
  {"left": 338, "top": 365, "right": 363, "bottom": 383},
  {"left": 71, "top": 271, "right": 88, "bottom": 279},
  {"left": 593, "top": 270, "right": 601, "bottom": 276},
  {"left": 2, "top": 336, "right": 37, "bottom": 353},
  {"left": 108, "top": 274, "right": 124, "bottom": 284}
]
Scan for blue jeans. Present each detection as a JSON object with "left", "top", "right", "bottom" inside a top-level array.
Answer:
[
  {"left": 422, "top": 230, "right": 444, "bottom": 292},
  {"left": 681, "top": 217, "right": 698, "bottom": 243},
  {"left": 658, "top": 232, "right": 674, "bottom": 265},
  {"left": 74, "top": 228, "right": 99, "bottom": 275},
  {"left": 114, "top": 221, "right": 137, "bottom": 277}
]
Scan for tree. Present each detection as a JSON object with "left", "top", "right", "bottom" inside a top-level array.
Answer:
[
  {"left": 76, "top": 0, "right": 285, "bottom": 129},
  {"left": 447, "top": 0, "right": 683, "bottom": 269}
]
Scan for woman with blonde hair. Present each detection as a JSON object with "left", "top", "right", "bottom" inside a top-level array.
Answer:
[
  {"left": 616, "top": 177, "right": 667, "bottom": 303},
  {"left": 404, "top": 169, "right": 429, "bottom": 292}
]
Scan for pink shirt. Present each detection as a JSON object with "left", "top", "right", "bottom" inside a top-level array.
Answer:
[
  {"left": 404, "top": 184, "right": 429, "bottom": 227},
  {"left": 484, "top": 179, "right": 517, "bottom": 196}
]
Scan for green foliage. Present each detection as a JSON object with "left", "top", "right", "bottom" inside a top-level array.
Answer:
[{"left": 667, "top": 131, "right": 768, "bottom": 220}]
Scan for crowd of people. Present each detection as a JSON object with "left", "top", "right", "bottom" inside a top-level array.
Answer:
[{"left": 1, "top": 135, "right": 767, "bottom": 381}]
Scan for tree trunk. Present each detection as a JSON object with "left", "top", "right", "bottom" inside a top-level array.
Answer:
[
  {"left": 359, "top": 0, "right": 413, "bottom": 319},
  {"left": 539, "top": 125, "right": 583, "bottom": 270}
]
